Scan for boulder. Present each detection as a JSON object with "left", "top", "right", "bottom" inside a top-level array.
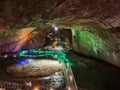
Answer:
[{"left": 7, "top": 59, "right": 63, "bottom": 77}]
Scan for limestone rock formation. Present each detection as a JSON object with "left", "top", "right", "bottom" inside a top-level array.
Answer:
[
  {"left": 0, "top": 24, "right": 51, "bottom": 53},
  {"left": 7, "top": 60, "right": 63, "bottom": 77},
  {"left": 71, "top": 25, "right": 120, "bottom": 67},
  {"left": 48, "top": 18, "right": 120, "bottom": 67},
  {"left": 0, "top": 0, "right": 65, "bottom": 27},
  {"left": 0, "top": 0, "right": 120, "bottom": 67}
]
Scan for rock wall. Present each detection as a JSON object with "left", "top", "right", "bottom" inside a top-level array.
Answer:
[
  {"left": 0, "top": 0, "right": 65, "bottom": 27},
  {"left": 48, "top": 15, "right": 120, "bottom": 67},
  {"left": 0, "top": 25, "right": 50, "bottom": 53},
  {"left": 0, "top": 0, "right": 120, "bottom": 67},
  {"left": 71, "top": 25, "right": 120, "bottom": 67}
]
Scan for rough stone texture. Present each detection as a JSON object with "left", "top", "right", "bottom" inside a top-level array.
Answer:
[
  {"left": 0, "top": 0, "right": 65, "bottom": 27},
  {"left": 0, "top": 24, "right": 51, "bottom": 53},
  {"left": 0, "top": 27, "right": 36, "bottom": 52},
  {"left": 48, "top": 17, "right": 120, "bottom": 67},
  {"left": 7, "top": 60, "right": 63, "bottom": 77},
  {"left": 0, "top": 0, "right": 120, "bottom": 67},
  {"left": 50, "top": 0, "right": 120, "bottom": 29},
  {"left": 71, "top": 25, "right": 120, "bottom": 67},
  {"left": 0, "top": 0, "right": 120, "bottom": 28}
]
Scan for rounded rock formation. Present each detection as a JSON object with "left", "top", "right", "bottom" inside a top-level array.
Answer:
[{"left": 7, "top": 59, "right": 64, "bottom": 77}]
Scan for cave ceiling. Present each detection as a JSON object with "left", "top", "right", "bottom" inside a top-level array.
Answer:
[
  {"left": 0, "top": 0, "right": 120, "bottom": 67},
  {"left": 0, "top": 0, "right": 120, "bottom": 28}
]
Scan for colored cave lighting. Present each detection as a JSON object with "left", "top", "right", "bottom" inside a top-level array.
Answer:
[
  {"left": 17, "top": 60, "right": 27, "bottom": 65},
  {"left": 17, "top": 59, "right": 33, "bottom": 65},
  {"left": 72, "top": 26, "right": 105, "bottom": 55},
  {"left": 52, "top": 25, "right": 59, "bottom": 31},
  {"left": 18, "top": 49, "right": 69, "bottom": 63}
]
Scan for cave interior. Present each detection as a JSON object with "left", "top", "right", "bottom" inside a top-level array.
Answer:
[{"left": 0, "top": 0, "right": 120, "bottom": 90}]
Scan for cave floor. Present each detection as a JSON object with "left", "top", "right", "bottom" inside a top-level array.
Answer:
[{"left": 0, "top": 51, "right": 120, "bottom": 90}]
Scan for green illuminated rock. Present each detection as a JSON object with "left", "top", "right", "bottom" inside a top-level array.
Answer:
[{"left": 71, "top": 25, "right": 120, "bottom": 67}]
